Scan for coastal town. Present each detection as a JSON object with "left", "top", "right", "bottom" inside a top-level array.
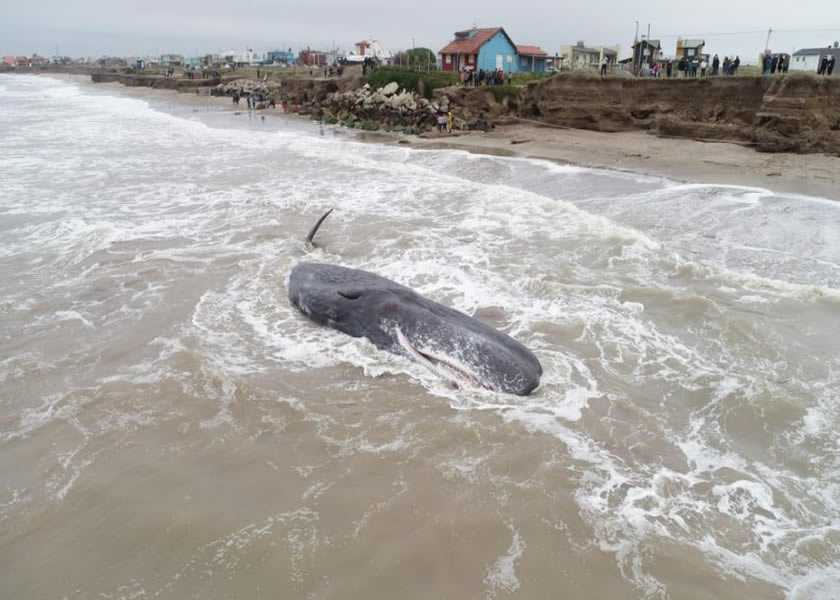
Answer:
[
  {"left": 5, "top": 26, "right": 838, "bottom": 171},
  {"left": 3, "top": 28, "right": 838, "bottom": 77}
]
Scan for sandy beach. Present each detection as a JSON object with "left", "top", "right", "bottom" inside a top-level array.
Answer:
[
  {"left": 53, "top": 72, "right": 840, "bottom": 200},
  {"left": 403, "top": 124, "right": 840, "bottom": 200}
]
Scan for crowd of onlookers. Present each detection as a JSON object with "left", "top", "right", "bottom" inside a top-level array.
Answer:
[
  {"left": 458, "top": 68, "right": 511, "bottom": 87},
  {"left": 635, "top": 54, "right": 741, "bottom": 78},
  {"left": 615, "top": 48, "right": 836, "bottom": 79},
  {"left": 816, "top": 53, "right": 837, "bottom": 76}
]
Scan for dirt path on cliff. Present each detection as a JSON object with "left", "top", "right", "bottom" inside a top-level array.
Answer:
[{"left": 403, "top": 124, "right": 840, "bottom": 201}]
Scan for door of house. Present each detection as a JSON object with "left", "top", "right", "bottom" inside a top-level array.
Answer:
[{"left": 496, "top": 54, "right": 503, "bottom": 70}]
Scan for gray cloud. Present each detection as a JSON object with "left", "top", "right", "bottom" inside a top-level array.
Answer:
[{"left": 3, "top": 0, "right": 839, "bottom": 63}]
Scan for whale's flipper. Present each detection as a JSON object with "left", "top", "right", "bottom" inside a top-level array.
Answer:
[{"left": 305, "top": 208, "right": 334, "bottom": 245}]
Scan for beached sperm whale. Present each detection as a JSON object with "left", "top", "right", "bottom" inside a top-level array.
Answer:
[{"left": 288, "top": 211, "right": 542, "bottom": 395}]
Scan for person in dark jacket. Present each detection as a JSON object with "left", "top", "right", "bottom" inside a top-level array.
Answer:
[{"left": 818, "top": 55, "right": 828, "bottom": 75}]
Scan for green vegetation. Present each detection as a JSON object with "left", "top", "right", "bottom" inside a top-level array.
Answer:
[
  {"left": 391, "top": 48, "right": 437, "bottom": 69},
  {"left": 360, "top": 121, "right": 379, "bottom": 131},
  {"left": 367, "top": 67, "right": 458, "bottom": 99},
  {"left": 341, "top": 116, "right": 357, "bottom": 128}
]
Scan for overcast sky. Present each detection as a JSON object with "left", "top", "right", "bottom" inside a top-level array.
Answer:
[{"left": 3, "top": 0, "right": 839, "bottom": 63}]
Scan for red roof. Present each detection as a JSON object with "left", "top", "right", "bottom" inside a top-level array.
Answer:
[
  {"left": 516, "top": 45, "right": 547, "bottom": 57},
  {"left": 439, "top": 27, "right": 504, "bottom": 56}
]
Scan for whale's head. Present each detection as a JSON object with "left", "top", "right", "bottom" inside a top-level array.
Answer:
[{"left": 288, "top": 262, "right": 542, "bottom": 396}]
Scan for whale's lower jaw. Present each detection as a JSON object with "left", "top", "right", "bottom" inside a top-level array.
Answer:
[{"left": 394, "top": 326, "right": 495, "bottom": 392}]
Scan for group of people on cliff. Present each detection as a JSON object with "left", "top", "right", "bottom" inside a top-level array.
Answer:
[
  {"left": 459, "top": 68, "right": 510, "bottom": 87},
  {"left": 640, "top": 54, "right": 740, "bottom": 78},
  {"left": 817, "top": 53, "right": 836, "bottom": 76},
  {"left": 761, "top": 53, "right": 789, "bottom": 75}
]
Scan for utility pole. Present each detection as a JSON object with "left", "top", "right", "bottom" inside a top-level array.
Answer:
[
  {"left": 633, "top": 20, "right": 639, "bottom": 76},
  {"left": 765, "top": 27, "right": 772, "bottom": 52}
]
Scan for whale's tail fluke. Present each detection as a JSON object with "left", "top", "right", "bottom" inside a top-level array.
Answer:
[{"left": 305, "top": 208, "right": 334, "bottom": 245}]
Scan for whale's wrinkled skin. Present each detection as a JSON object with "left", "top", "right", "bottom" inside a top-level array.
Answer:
[{"left": 288, "top": 262, "right": 542, "bottom": 395}]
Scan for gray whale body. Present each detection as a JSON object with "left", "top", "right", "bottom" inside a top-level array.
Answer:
[{"left": 288, "top": 262, "right": 542, "bottom": 396}]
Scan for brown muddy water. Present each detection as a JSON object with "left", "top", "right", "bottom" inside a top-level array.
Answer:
[{"left": 2, "top": 74, "right": 840, "bottom": 599}]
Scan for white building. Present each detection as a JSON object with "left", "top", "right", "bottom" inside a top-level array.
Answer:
[
  {"left": 346, "top": 39, "right": 392, "bottom": 63},
  {"left": 789, "top": 42, "right": 839, "bottom": 72},
  {"left": 220, "top": 49, "right": 264, "bottom": 66}
]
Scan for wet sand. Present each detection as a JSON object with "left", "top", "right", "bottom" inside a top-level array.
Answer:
[
  {"left": 55, "top": 72, "right": 840, "bottom": 201},
  {"left": 401, "top": 124, "right": 840, "bottom": 201}
]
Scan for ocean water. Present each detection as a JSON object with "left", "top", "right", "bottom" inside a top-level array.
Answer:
[{"left": 1, "top": 74, "right": 839, "bottom": 599}]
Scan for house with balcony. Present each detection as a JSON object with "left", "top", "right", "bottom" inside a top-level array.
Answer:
[
  {"left": 353, "top": 40, "right": 392, "bottom": 62},
  {"left": 558, "top": 41, "right": 620, "bottom": 70},
  {"left": 675, "top": 39, "right": 705, "bottom": 61},
  {"left": 631, "top": 39, "right": 661, "bottom": 71},
  {"left": 439, "top": 27, "right": 547, "bottom": 73}
]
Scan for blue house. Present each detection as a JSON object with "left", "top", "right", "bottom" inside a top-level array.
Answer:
[{"left": 439, "top": 27, "right": 547, "bottom": 73}]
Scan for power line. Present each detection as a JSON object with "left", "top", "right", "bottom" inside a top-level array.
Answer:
[{"left": 654, "top": 27, "right": 840, "bottom": 38}]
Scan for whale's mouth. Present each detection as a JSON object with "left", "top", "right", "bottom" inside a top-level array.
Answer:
[{"left": 394, "top": 326, "right": 494, "bottom": 392}]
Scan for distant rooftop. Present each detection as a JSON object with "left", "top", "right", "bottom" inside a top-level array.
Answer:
[
  {"left": 633, "top": 39, "right": 661, "bottom": 49},
  {"left": 440, "top": 27, "right": 508, "bottom": 55},
  {"left": 516, "top": 45, "right": 547, "bottom": 57},
  {"left": 793, "top": 46, "right": 840, "bottom": 57}
]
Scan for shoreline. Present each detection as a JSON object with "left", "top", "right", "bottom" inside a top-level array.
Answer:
[
  {"left": 28, "top": 72, "right": 840, "bottom": 200},
  {"left": 398, "top": 126, "right": 840, "bottom": 200}
]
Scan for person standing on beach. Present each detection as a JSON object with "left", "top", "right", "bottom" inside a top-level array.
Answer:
[
  {"left": 600, "top": 57, "right": 607, "bottom": 76},
  {"left": 446, "top": 111, "right": 453, "bottom": 133}
]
